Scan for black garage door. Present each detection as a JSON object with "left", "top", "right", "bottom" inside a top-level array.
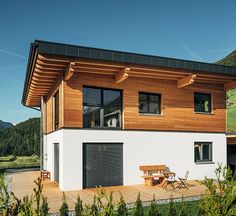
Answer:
[{"left": 83, "top": 143, "right": 123, "bottom": 189}]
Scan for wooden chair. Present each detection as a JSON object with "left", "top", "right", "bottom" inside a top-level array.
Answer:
[
  {"left": 40, "top": 170, "right": 51, "bottom": 181},
  {"left": 178, "top": 171, "right": 189, "bottom": 190},
  {"left": 163, "top": 172, "right": 176, "bottom": 190}
]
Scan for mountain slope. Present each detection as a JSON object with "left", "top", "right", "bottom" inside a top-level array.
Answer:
[
  {"left": 0, "top": 118, "right": 40, "bottom": 156},
  {"left": 0, "top": 120, "right": 13, "bottom": 131},
  {"left": 217, "top": 49, "right": 236, "bottom": 132},
  {"left": 217, "top": 50, "right": 236, "bottom": 66}
]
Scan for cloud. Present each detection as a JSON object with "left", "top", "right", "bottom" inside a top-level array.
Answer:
[
  {"left": 0, "top": 48, "right": 27, "bottom": 59},
  {"left": 181, "top": 42, "right": 204, "bottom": 61}
]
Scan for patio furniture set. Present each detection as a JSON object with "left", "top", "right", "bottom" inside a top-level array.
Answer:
[{"left": 139, "top": 165, "right": 189, "bottom": 190}]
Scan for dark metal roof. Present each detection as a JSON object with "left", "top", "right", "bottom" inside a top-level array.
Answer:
[{"left": 22, "top": 40, "right": 236, "bottom": 105}]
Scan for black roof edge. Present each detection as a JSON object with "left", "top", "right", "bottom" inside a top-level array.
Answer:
[
  {"left": 22, "top": 40, "right": 236, "bottom": 106},
  {"left": 33, "top": 39, "right": 236, "bottom": 74},
  {"left": 22, "top": 42, "right": 38, "bottom": 106}
]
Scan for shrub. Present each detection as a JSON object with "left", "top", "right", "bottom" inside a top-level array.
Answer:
[
  {"left": 178, "top": 197, "right": 188, "bottom": 216},
  {"left": 167, "top": 195, "right": 177, "bottom": 216},
  {"left": 133, "top": 192, "right": 144, "bottom": 216},
  {"left": 41, "top": 196, "right": 50, "bottom": 216},
  {"left": 201, "top": 164, "right": 236, "bottom": 216},
  {"left": 103, "top": 192, "right": 115, "bottom": 216},
  {"left": 59, "top": 192, "right": 69, "bottom": 216},
  {"left": 75, "top": 195, "right": 83, "bottom": 216},
  {"left": 19, "top": 195, "right": 34, "bottom": 215},
  {"left": 148, "top": 195, "right": 161, "bottom": 216},
  {"left": 89, "top": 197, "right": 99, "bottom": 216},
  {"left": 117, "top": 194, "right": 128, "bottom": 216}
]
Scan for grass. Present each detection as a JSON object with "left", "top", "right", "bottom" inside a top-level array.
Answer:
[
  {"left": 227, "top": 89, "right": 236, "bottom": 132},
  {"left": 0, "top": 155, "right": 40, "bottom": 170},
  {"left": 227, "top": 105, "right": 236, "bottom": 132},
  {"left": 141, "top": 200, "right": 200, "bottom": 216}
]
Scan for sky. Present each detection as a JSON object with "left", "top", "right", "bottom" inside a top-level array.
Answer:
[{"left": 0, "top": 0, "right": 236, "bottom": 124}]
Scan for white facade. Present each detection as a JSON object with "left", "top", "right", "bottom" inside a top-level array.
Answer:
[{"left": 44, "top": 129, "right": 226, "bottom": 191}]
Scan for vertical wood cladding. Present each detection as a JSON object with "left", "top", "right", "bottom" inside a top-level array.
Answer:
[{"left": 44, "top": 72, "right": 226, "bottom": 133}]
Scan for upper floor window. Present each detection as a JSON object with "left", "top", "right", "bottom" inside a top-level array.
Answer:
[
  {"left": 54, "top": 91, "right": 59, "bottom": 130},
  {"left": 83, "top": 87, "right": 122, "bottom": 128},
  {"left": 139, "top": 92, "right": 161, "bottom": 114},
  {"left": 194, "top": 92, "right": 212, "bottom": 113},
  {"left": 194, "top": 142, "right": 212, "bottom": 163}
]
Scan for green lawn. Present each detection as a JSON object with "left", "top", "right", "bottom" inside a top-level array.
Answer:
[
  {"left": 0, "top": 155, "right": 40, "bottom": 170},
  {"left": 227, "top": 104, "right": 236, "bottom": 132}
]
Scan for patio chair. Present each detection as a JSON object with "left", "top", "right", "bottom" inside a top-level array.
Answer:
[
  {"left": 178, "top": 171, "right": 189, "bottom": 190},
  {"left": 163, "top": 172, "right": 176, "bottom": 190}
]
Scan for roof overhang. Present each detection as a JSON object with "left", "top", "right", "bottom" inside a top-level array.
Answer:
[{"left": 22, "top": 40, "right": 236, "bottom": 107}]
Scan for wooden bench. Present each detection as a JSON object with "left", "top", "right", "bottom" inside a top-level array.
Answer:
[
  {"left": 40, "top": 170, "right": 51, "bottom": 181},
  {"left": 139, "top": 165, "right": 166, "bottom": 186}
]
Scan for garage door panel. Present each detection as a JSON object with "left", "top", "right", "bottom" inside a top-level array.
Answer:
[{"left": 83, "top": 143, "right": 123, "bottom": 189}]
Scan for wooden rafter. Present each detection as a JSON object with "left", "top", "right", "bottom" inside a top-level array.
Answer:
[
  {"left": 224, "top": 80, "right": 236, "bottom": 91},
  {"left": 177, "top": 74, "right": 196, "bottom": 88},
  {"left": 115, "top": 67, "right": 130, "bottom": 84},
  {"left": 65, "top": 62, "right": 75, "bottom": 81}
]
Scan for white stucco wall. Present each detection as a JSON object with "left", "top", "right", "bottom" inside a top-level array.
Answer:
[{"left": 44, "top": 129, "right": 226, "bottom": 191}]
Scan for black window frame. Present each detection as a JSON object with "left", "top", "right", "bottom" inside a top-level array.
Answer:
[
  {"left": 53, "top": 91, "right": 59, "bottom": 131},
  {"left": 83, "top": 86, "right": 123, "bottom": 129},
  {"left": 194, "top": 142, "right": 213, "bottom": 163},
  {"left": 194, "top": 92, "right": 212, "bottom": 114},
  {"left": 139, "top": 92, "right": 161, "bottom": 115}
]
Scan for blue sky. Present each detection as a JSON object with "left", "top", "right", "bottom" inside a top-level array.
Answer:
[{"left": 0, "top": 0, "right": 236, "bottom": 124}]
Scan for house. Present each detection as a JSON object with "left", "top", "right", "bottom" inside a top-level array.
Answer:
[{"left": 22, "top": 40, "right": 236, "bottom": 191}]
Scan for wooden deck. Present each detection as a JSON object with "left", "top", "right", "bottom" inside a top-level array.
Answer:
[{"left": 9, "top": 170, "right": 206, "bottom": 213}]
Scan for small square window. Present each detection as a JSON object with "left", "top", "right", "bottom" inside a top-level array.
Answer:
[
  {"left": 139, "top": 92, "right": 161, "bottom": 114},
  {"left": 194, "top": 92, "right": 212, "bottom": 113},
  {"left": 194, "top": 142, "right": 212, "bottom": 162}
]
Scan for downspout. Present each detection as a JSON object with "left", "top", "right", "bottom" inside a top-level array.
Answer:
[{"left": 40, "top": 96, "right": 44, "bottom": 171}]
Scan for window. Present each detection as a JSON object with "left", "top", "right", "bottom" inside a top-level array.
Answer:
[
  {"left": 83, "top": 87, "right": 122, "bottom": 128},
  {"left": 194, "top": 92, "right": 212, "bottom": 113},
  {"left": 139, "top": 92, "right": 161, "bottom": 114},
  {"left": 194, "top": 142, "right": 212, "bottom": 162},
  {"left": 54, "top": 91, "right": 59, "bottom": 130}
]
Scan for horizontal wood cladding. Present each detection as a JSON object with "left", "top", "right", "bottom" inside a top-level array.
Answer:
[
  {"left": 44, "top": 81, "right": 63, "bottom": 133},
  {"left": 63, "top": 73, "right": 226, "bottom": 133}
]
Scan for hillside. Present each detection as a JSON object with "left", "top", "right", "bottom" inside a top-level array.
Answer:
[
  {"left": 217, "top": 50, "right": 236, "bottom": 66},
  {"left": 0, "top": 118, "right": 40, "bottom": 156},
  {"left": 217, "top": 49, "right": 236, "bottom": 132},
  {"left": 0, "top": 120, "right": 13, "bottom": 132}
]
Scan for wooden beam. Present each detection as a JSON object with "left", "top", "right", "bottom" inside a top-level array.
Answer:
[
  {"left": 115, "top": 67, "right": 130, "bottom": 84},
  {"left": 224, "top": 80, "right": 236, "bottom": 91},
  {"left": 65, "top": 62, "right": 75, "bottom": 81},
  {"left": 177, "top": 74, "right": 196, "bottom": 88}
]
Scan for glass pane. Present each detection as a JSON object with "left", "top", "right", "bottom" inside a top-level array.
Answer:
[
  {"left": 83, "top": 106, "right": 101, "bottom": 128},
  {"left": 149, "top": 95, "right": 158, "bottom": 102},
  {"left": 202, "top": 144, "right": 210, "bottom": 160},
  {"left": 194, "top": 144, "right": 201, "bottom": 162},
  {"left": 194, "top": 94, "right": 201, "bottom": 112},
  {"left": 150, "top": 95, "right": 160, "bottom": 113},
  {"left": 83, "top": 88, "right": 101, "bottom": 106},
  {"left": 139, "top": 93, "right": 148, "bottom": 113},
  {"left": 104, "top": 106, "right": 121, "bottom": 127},
  {"left": 103, "top": 90, "right": 121, "bottom": 106},
  {"left": 149, "top": 101, "right": 159, "bottom": 113},
  {"left": 194, "top": 93, "right": 211, "bottom": 113}
]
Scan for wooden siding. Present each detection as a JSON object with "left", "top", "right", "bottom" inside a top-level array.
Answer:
[
  {"left": 44, "top": 80, "right": 63, "bottom": 133},
  {"left": 60, "top": 73, "right": 226, "bottom": 133}
]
